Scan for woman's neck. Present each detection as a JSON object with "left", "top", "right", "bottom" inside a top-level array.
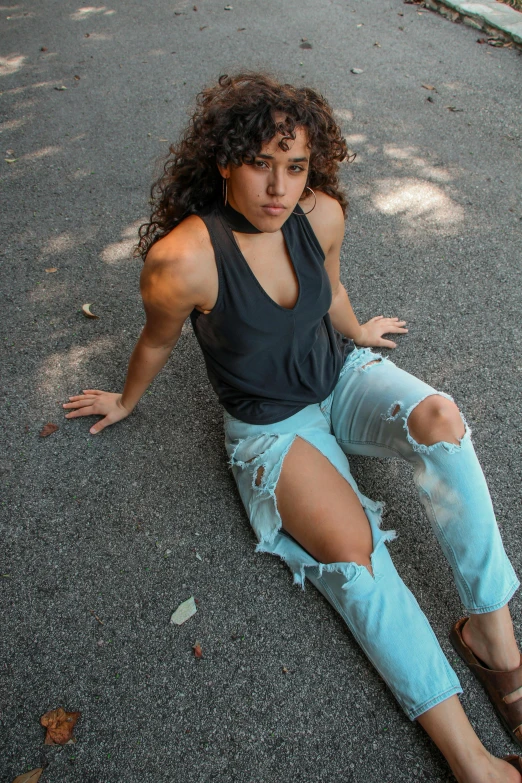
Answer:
[{"left": 219, "top": 200, "right": 263, "bottom": 234}]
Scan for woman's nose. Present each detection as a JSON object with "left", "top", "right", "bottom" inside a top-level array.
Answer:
[{"left": 267, "top": 170, "right": 285, "bottom": 196}]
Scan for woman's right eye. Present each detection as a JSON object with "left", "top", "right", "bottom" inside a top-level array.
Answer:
[{"left": 254, "top": 160, "right": 268, "bottom": 168}]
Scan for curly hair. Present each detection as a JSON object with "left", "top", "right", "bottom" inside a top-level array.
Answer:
[{"left": 136, "top": 72, "right": 352, "bottom": 259}]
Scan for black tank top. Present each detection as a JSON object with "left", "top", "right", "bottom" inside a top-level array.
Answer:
[{"left": 190, "top": 200, "right": 354, "bottom": 424}]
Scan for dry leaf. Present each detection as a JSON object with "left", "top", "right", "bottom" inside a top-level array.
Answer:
[
  {"left": 351, "top": 68, "right": 363, "bottom": 74},
  {"left": 45, "top": 267, "right": 58, "bottom": 273},
  {"left": 446, "top": 106, "right": 463, "bottom": 112},
  {"left": 170, "top": 596, "right": 197, "bottom": 625},
  {"left": 40, "top": 46, "right": 48, "bottom": 51},
  {"left": 193, "top": 642, "right": 203, "bottom": 658},
  {"left": 237, "top": 27, "right": 245, "bottom": 30},
  {"left": 39, "top": 423, "right": 58, "bottom": 437},
  {"left": 5, "top": 158, "right": 17, "bottom": 163},
  {"left": 12, "top": 769, "right": 44, "bottom": 783},
  {"left": 373, "top": 41, "right": 381, "bottom": 46},
  {"left": 6, "top": 149, "right": 15, "bottom": 155},
  {"left": 224, "top": 4, "right": 233, "bottom": 9},
  {"left": 84, "top": 33, "right": 90, "bottom": 37},
  {"left": 477, "top": 37, "right": 488, "bottom": 43},
  {"left": 81, "top": 303, "right": 99, "bottom": 319},
  {"left": 282, "top": 666, "right": 289, "bottom": 673},
  {"left": 54, "top": 86, "right": 67, "bottom": 91},
  {"left": 199, "top": 25, "right": 207, "bottom": 30},
  {"left": 40, "top": 707, "right": 81, "bottom": 745},
  {"left": 299, "top": 41, "right": 312, "bottom": 49},
  {"left": 74, "top": 75, "right": 80, "bottom": 80},
  {"left": 422, "top": 84, "right": 435, "bottom": 90}
]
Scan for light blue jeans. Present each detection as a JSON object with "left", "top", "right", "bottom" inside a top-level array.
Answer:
[{"left": 223, "top": 347, "right": 519, "bottom": 720}]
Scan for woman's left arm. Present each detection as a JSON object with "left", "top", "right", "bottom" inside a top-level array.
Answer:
[{"left": 320, "top": 196, "right": 408, "bottom": 349}]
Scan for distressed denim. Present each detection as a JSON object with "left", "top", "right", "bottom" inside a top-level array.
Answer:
[{"left": 223, "top": 347, "right": 519, "bottom": 720}]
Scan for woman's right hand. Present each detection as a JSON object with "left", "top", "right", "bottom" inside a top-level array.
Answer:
[{"left": 63, "top": 390, "right": 132, "bottom": 434}]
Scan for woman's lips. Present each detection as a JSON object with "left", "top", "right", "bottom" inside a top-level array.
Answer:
[{"left": 262, "top": 205, "right": 286, "bottom": 216}]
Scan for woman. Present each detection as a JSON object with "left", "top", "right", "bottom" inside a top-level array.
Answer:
[{"left": 64, "top": 73, "right": 522, "bottom": 781}]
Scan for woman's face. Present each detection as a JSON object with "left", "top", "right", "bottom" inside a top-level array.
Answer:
[{"left": 218, "top": 123, "right": 311, "bottom": 233}]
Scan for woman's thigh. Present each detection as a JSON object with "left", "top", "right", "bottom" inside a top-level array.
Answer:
[
  {"left": 274, "top": 435, "right": 373, "bottom": 568},
  {"left": 329, "top": 348, "right": 453, "bottom": 458}
]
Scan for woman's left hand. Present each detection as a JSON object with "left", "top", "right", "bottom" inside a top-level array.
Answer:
[{"left": 355, "top": 316, "right": 408, "bottom": 349}]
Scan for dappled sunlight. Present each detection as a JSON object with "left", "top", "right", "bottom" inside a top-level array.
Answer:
[
  {"left": 0, "top": 54, "right": 26, "bottom": 77},
  {"left": 70, "top": 167, "right": 94, "bottom": 180},
  {"left": 83, "top": 32, "right": 114, "bottom": 41},
  {"left": 37, "top": 227, "right": 99, "bottom": 261},
  {"left": 371, "top": 178, "right": 464, "bottom": 231},
  {"left": 0, "top": 117, "right": 28, "bottom": 132},
  {"left": 39, "top": 233, "right": 77, "bottom": 258},
  {"left": 37, "top": 337, "right": 115, "bottom": 396},
  {"left": 101, "top": 219, "right": 146, "bottom": 264},
  {"left": 5, "top": 80, "right": 64, "bottom": 95},
  {"left": 334, "top": 109, "right": 354, "bottom": 122},
  {"left": 18, "top": 145, "right": 61, "bottom": 162},
  {"left": 383, "top": 144, "right": 453, "bottom": 183},
  {"left": 71, "top": 6, "right": 115, "bottom": 20}
]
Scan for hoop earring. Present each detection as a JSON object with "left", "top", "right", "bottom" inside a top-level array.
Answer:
[
  {"left": 222, "top": 177, "right": 228, "bottom": 207},
  {"left": 292, "top": 186, "right": 316, "bottom": 215}
]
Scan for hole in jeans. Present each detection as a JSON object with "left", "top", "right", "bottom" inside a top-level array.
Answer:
[
  {"left": 391, "top": 404, "right": 401, "bottom": 417},
  {"left": 255, "top": 466, "right": 265, "bottom": 487}
]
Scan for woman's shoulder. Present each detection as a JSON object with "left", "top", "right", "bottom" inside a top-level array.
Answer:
[
  {"left": 303, "top": 190, "right": 346, "bottom": 255},
  {"left": 142, "top": 214, "right": 216, "bottom": 302}
]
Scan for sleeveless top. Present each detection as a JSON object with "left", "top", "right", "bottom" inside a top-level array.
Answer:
[{"left": 190, "top": 199, "right": 354, "bottom": 424}]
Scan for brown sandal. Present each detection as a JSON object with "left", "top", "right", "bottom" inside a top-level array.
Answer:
[
  {"left": 505, "top": 754, "right": 522, "bottom": 772},
  {"left": 450, "top": 617, "right": 522, "bottom": 748}
]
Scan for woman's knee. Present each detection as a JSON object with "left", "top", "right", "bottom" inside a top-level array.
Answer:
[{"left": 407, "top": 395, "right": 465, "bottom": 447}]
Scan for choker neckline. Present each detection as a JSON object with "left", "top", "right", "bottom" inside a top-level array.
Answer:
[{"left": 219, "top": 200, "right": 263, "bottom": 234}]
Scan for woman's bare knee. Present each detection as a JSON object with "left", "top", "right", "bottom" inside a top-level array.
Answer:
[
  {"left": 407, "top": 395, "right": 465, "bottom": 447},
  {"left": 275, "top": 436, "right": 373, "bottom": 567}
]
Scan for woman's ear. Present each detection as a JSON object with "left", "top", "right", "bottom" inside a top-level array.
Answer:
[{"left": 217, "top": 162, "right": 230, "bottom": 179}]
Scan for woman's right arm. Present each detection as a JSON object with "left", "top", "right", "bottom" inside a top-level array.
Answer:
[{"left": 63, "top": 242, "right": 202, "bottom": 434}]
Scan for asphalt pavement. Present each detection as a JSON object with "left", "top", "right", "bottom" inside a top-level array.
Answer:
[{"left": 1, "top": 1, "right": 521, "bottom": 781}]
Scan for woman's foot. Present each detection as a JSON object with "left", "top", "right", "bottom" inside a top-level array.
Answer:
[
  {"left": 462, "top": 610, "right": 521, "bottom": 673},
  {"left": 460, "top": 753, "right": 522, "bottom": 783}
]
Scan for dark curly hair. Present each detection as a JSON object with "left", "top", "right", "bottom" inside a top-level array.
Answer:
[{"left": 136, "top": 72, "right": 352, "bottom": 260}]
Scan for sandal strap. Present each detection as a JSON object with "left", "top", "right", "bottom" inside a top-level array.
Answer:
[{"left": 451, "top": 617, "right": 522, "bottom": 735}]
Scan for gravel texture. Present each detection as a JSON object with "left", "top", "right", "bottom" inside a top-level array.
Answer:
[{"left": 1, "top": 1, "right": 521, "bottom": 781}]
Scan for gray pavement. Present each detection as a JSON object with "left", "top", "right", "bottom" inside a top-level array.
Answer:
[{"left": 1, "top": 1, "right": 521, "bottom": 781}]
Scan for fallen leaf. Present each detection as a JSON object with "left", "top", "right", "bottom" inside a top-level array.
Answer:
[
  {"left": 12, "top": 769, "right": 44, "bottom": 783},
  {"left": 81, "top": 303, "right": 99, "bottom": 319},
  {"left": 195, "top": 552, "right": 202, "bottom": 561},
  {"left": 237, "top": 26, "right": 245, "bottom": 30},
  {"left": 426, "top": 96, "right": 434, "bottom": 103},
  {"left": 45, "top": 267, "right": 58, "bottom": 273},
  {"left": 224, "top": 4, "right": 233, "bottom": 9},
  {"left": 199, "top": 25, "right": 207, "bottom": 29},
  {"left": 193, "top": 642, "right": 203, "bottom": 658},
  {"left": 159, "top": 138, "right": 168, "bottom": 142},
  {"left": 54, "top": 86, "right": 67, "bottom": 91},
  {"left": 351, "top": 68, "right": 363, "bottom": 74},
  {"left": 170, "top": 596, "right": 197, "bottom": 625},
  {"left": 5, "top": 158, "right": 17, "bottom": 163},
  {"left": 40, "top": 46, "right": 48, "bottom": 52},
  {"left": 299, "top": 41, "right": 312, "bottom": 49},
  {"left": 74, "top": 75, "right": 80, "bottom": 80},
  {"left": 84, "top": 33, "right": 90, "bottom": 37},
  {"left": 6, "top": 149, "right": 15, "bottom": 155},
  {"left": 282, "top": 666, "right": 289, "bottom": 673},
  {"left": 356, "top": 23, "right": 363, "bottom": 27},
  {"left": 373, "top": 41, "right": 381, "bottom": 47},
  {"left": 39, "top": 423, "right": 59, "bottom": 437},
  {"left": 422, "top": 83, "right": 436, "bottom": 90},
  {"left": 89, "top": 609, "right": 104, "bottom": 625},
  {"left": 40, "top": 707, "right": 81, "bottom": 745},
  {"left": 446, "top": 106, "right": 463, "bottom": 112}
]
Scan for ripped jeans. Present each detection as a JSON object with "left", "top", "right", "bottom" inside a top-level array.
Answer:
[{"left": 224, "top": 348, "right": 519, "bottom": 720}]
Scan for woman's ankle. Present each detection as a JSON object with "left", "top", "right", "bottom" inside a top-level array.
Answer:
[{"left": 464, "top": 613, "right": 521, "bottom": 672}]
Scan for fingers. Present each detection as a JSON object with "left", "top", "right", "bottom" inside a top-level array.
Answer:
[
  {"left": 379, "top": 339, "right": 398, "bottom": 349},
  {"left": 90, "top": 416, "right": 112, "bottom": 435},
  {"left": 63, "top": 398, "right": 96, "bottom": 410},
  {"left": 64, "top": 406, "right": 96, "bottom": 419}
]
